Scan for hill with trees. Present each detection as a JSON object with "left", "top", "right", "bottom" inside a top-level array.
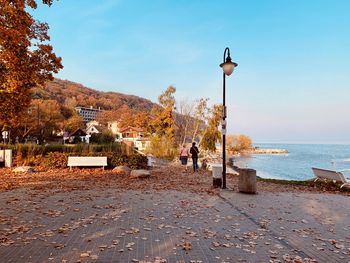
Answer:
[
  {"left": 32, "top": 78, "right": 156, "bottom": 112},
  {"left": 0, "top": 78, "right": 158, "bottom": 142}
]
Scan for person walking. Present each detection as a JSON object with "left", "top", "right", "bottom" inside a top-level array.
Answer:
[
  {"left": 190, "top": 142, "right": 199, "bottom": 172},
  {"left": 179, "top": 144, "right": 189, "bottom": 171}
]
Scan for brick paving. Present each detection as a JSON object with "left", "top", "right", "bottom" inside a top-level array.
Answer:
[
  {"left": 0, "top": 185, "right": 349, "bottom": 262},
  {"left": 220, "top": 190, "right": 350, "bottom": 263}
]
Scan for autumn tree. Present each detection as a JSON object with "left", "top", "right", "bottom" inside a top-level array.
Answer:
[
  {"left": 227, "top": 134, "right": 252, "bottom": 152},
  {"left": 149, "top": 86, "right": 176, "bottom": 141},
  {"left": 0, "top": 0, "right": 63, "bottom": 131},
  {"left": 200, "top": 104, "right": 222, "bottom": 152},
  {"left": 175, "top": 99, "right": 195, "bottom": 145},
  {"left": 191, "top": 98, "right": 208, "bottom": 142},
  {"left": 96, "top": 110, "right": 120, "bottom": 126},
  {"left": 97, "top": 105, "right": 151, "bottom": 130},
  {"left": 117, "top": 105, "right": 150, "bottom": 129},
  {"left": 147, "top": 86, "right": 177, "bottom": 159},
  {"left": 10, "top": 99, "right": 63, "bottom": 141},
  {"left": 64, "top": 113, "right": 84, "bottom": 133},
  {"left": 31, "top": 99, "right": 63, "bottom": 139}
]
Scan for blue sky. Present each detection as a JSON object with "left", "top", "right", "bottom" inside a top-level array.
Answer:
[{"left": 35, "top": 0, "right": 350, "bottom": 143}]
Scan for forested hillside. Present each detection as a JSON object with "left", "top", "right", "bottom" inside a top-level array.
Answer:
[
  {"left": 31, "top": 78, "right": 156, "bottom": 112},
  {"left": 1, "top": 79, "right": 159, "bottom": 142}
]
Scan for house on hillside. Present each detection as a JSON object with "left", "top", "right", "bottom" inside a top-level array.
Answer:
[
  {"left": 68, "top": 128, "right": 87, "bottom": 143},
  {"left": 107, "top": 121, "right": 120, "bottom": 136},
  {"left": 86, "top": 121, "right": 107, "bottom": 135},
  {"left": 118, "top": 126, "right": 150, "bottom": 151},
  {"left": 134, "top": 138, "right": 151, "bottom": 152},
  {"left": 118, "top": 126, "right": 145, "bottom": 140}
]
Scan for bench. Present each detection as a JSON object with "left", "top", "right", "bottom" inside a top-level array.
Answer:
[
  {"left": 67, "top": 156, "right": 107, "bottom": 170},
  {"left": 312, "top": 167, "right": 350, "bottom": 189}
]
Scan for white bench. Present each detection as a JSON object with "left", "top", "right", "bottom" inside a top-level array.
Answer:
[
  {"left": 67, "top": 156, "right": 107, "bottom": 170},
  {"left": 312, "top": 167, "right": 350, "bottom": 189}
]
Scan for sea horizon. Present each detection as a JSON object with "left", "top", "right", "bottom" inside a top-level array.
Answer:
[
  {"left": 255, "top": 141, "right": 350, "bottom": 146},
  {"left": 234, "top": 143, "right": 350, "bottom": 181}
]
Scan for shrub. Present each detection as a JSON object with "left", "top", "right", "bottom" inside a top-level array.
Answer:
[
  {"left": 109, "top": 154, "right": 129, "bottom": 168},
  {"left": 227, "top": 134, "right": 252, "bottom": 153},
  {"left": 43, "top": 152, "right": 68, "bottom": 168},
  {"left": 14, "top": 144, "right": 44, "bottom": 164},
  {"left": 72, "top": 136, "right": 83, "bottom": 144},
  {"left": 7, "top": 142, "right": 138, "bottom": 168},
  {"left": 145, "top": 135, "right": 177, "bottom": 160},
  {"left": 109, "top": 153, "right": 148, "bottom": 169},
  {"left": 42, "top": 152, "right": 147, "bottom": 169},
  {"left": 16, "top": 154, "right": 45, "bottom": 166},
  {"left": 127, "top": 154, "right": 148, "bottom": 169},
  {"left": 43, "top": 144, "right": 69, "bottom": 154},
  {"left": 90, "top": 132, "right": 115, "bottom": 144}
]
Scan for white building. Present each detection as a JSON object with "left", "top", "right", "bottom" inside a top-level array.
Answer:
[
  {"left": 107, "top": 121, "right": 120, "bottom": 135},
  {"left": 117, "top": 126, "right": 150, "bottom": 151},
  {"left": 75, "top": 106, "right": 102, "bottom": 122}
]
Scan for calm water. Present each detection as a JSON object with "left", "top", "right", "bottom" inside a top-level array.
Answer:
[{"left": 232, "top": 143, "right": 350, "bottom": 181}]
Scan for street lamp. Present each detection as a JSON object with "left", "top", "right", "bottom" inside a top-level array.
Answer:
[
  {"left": 2, "top": 129, "right": 9, "bottom": 145},
  {"left": 219, "top": 47, "right": 238, "bottom": 189}
]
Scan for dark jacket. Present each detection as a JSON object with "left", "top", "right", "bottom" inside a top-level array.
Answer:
[{"left": 190, "top": 146, "right": 199, "bottom": 158}]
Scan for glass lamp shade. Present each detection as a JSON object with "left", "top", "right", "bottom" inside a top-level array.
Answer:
[
  {"left": 220, "top": 54, "right": 237, "bottom": 76},
  {"left": 221, "top": 62, "right": 236, "bottom": 76}
]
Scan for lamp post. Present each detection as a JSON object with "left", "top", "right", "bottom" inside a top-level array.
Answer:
[
  {"left": 219, "top": 47, "right": 238, "bottom": 189},
  {"left": 2, "top": 130, "right": 8, "bottom": 144}
]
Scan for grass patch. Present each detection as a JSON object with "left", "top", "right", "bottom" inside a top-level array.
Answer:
[
  {"left": 257, "top": 177, "right": 312, "bottom": 186},
  {"left": 257, "top": 177, "right": 350, "bottom": 192}
]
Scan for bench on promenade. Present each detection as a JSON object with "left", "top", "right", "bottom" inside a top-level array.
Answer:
[
  {"left": 312, "top": 167, "right": 350, "bottom": 189},
  {"left": 67, "top": 156, "right": 107, "bottom": 170}
]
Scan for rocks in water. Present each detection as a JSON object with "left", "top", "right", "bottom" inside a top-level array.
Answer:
[
  {"left": 12, "top": 166, "right": 34, "bottom": 173},
  {"left": 113, "top": 166, "right": 131, "bottom": 175},
  {"left": 130, "top": 169, "right": 151, "bottom": 179},
  {"left": 243, "top": 148, "right": 288, "bottom": 154}
]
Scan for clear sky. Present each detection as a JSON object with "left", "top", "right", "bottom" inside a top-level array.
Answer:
[{"left": 34, "top": 0, "right": 350, "bottom": 144}]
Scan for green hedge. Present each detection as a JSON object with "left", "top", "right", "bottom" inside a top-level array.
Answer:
[
  {"left": 0, "top": 143, "right": 137, "bottom": 167},
  {"left": 0, "top": 142, "right": 130, "bottom": 157},
  {"left": 43, "top": 152, "right": 148, "bottom": 169}
]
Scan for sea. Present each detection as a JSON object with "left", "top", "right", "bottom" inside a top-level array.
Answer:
[{"left": 232, "top": 143, "right": 350, "bottom": 181}]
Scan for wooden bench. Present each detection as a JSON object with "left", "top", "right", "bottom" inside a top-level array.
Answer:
[{"left": 67, "top": 156, "right": 107, "bottom": 170}]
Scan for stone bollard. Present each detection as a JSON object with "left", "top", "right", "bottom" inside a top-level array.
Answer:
[
  {"left": 238, "top": 168, "right": 257, "bottom": 194},
  {"left": 212, "top": 164, "right": 222, "bottom": 188}
]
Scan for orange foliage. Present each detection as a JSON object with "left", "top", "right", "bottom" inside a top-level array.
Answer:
[
  {"left": 33, "top": 79, "right": 156, "bottom": 114},
  {"left": 0, "top": 0, "right": 63, "bottom": 128},
  {"left": 227, "top": 134, "right": 252, "bottom": 152}
]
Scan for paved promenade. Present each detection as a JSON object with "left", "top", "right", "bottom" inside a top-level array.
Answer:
[{"left": 0, "top": 186, "right": 349, "bottom": 262}]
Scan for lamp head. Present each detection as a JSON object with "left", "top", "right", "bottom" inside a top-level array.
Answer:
[{"left": 220, "top": 55, "right": 238, "bottom": 76}]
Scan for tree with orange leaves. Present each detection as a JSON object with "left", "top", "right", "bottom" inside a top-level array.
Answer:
[{"left": 0, "top": 0, "right": 63, "bottom": 131}]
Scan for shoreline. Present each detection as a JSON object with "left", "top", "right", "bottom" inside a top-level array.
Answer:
[{"left": 242, "top": 148, "right": 289, "bottom": 155}]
